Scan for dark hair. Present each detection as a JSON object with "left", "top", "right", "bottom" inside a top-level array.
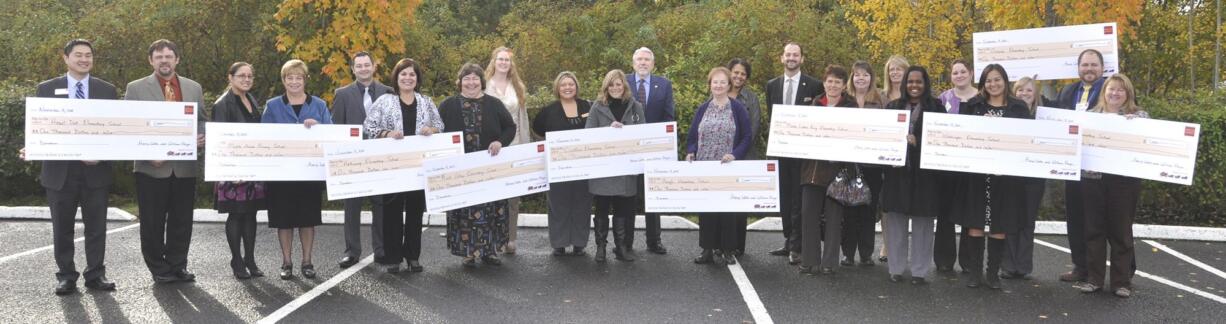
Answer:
[
  {"left": 727, "top": 58, "right": 752, "bottom": 79},
  {"left": 63, "top": 39, "right": 93, "bottom": 56},
  {"left": 1077, "top": 49, "right": 1104, "bottom": 66},
  {"left": 823, "top": 64, "right": 848, "bottom": 82},
  {"left": 392, "top": 58, "right": 423, "bottom": 93},
  {"left": 351, "top": 51, "right": 373, "bottom": 67},
  {"left": 455, "top": 62, "right": 486, "bottom": 91},
  {"left": 147, "top": 39, "right": 178, "bottom": 58},
  {"left": 976, "top": 63, "right": 1012, "bottom": 99},
  {"left": 899, "top": 66, "right": 933, "bottom": 105},
  {"left": 950, "top": 59, "right": 970, "bottom": 74},
  {"left": 228, "top": 62, "right": 252, "bottom": 76},
  {"left": 783, "top": 42, "right": 802, "bottom": 56}
]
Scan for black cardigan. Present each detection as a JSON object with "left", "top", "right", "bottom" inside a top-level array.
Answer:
[
  {"left": 438, "top": 94, "right": 517, "bottom": 152},
  {"left": 948, "top": 96, "right": 1033, "bottom": 232},
  {"left": 212, "top": 90, "right": 261, "bottom": 123},
  {"left": 532, "top": 99, "right": 592, "bottom": 137}
]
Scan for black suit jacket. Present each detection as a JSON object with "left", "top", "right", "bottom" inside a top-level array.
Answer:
[
  {"left": 765, "top": 73, "right": 822, "bottom": 109},
  {"left": 34, "top": 76, "right": 119, "bottom": 190},
  {"left": 1056, "top": 79, "right": 1104, "bottom": 111},
  {"left": 331, "top": 81, "right": 394, "bottom": 128}
]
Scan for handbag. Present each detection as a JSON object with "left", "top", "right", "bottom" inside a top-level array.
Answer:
[{"left": 826, "top": 164, "right": 872, "bottom": 206}]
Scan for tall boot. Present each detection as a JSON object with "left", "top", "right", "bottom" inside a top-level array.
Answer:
[
  {"left": 965, "top": 236, "right": 985, "bottom": 288},
  {"left": 612, "top": 217, "right": 635, "bottom": 262},
  {"left": 986, "top": 238, "right": 1005, "bottom": 289},
  {"left": 594, "top": 216, "right": 609, "bottom": 263}
]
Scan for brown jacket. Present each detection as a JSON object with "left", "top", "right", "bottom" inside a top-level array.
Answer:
[{"left": 799, "top": 94, "right": 857, "bottom": 186}]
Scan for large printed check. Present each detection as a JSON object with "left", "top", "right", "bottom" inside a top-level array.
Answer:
[
  {"left": 1036, "top": 107, "right": 1199, "bottom": 185},
  {"left": 920, "top": 113, "right": 1082, "bottom": 180},
  {"left": 322, "top": 133, "right": 465, "bottom": 200},
  {"left": 24, "top": 97, "right": 198, "bottom": 160},
  {"left": 424, "top": 143, "right": 549, "bottom": 213},
  {"left": 765, "top": 105, "right": 909, "bottom": 166},
  {"left": 544, "top": 122, "right": 677, "bottom": 182},
  {"left": 204, "top": 122, "right": 362, "bottom": 182},
  {"left": 973, "top": 22, "right": 1119, "bottom": 81},
  {"left": 643, "top": 160, "right": 780, "bottom": 213}
]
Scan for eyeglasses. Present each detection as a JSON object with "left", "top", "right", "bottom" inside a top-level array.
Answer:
[{"left": 233, "top": 74, "right": 255, "bottom": 80}]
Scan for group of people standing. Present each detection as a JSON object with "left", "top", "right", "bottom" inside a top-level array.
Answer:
[{"left": 30, "top": 38, "right": 1144, "bottom": 300}]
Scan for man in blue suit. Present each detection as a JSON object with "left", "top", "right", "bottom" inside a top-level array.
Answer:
[{"left": 626, "top": 47, "right": 673, "bottom": 255}]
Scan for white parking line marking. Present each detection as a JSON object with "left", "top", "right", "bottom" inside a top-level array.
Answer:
[
  {"left": 1144, "top": 240, "right": 1226, "bottom": 281},
  {"left": 1033, "top": 238, "right": 1226, "bottom": 304},
  {"left": 0, "top": 223, "right": 140, "bottom": 265},
  {"left": 258, "top": 227, "right": 429, "bottom": 324},
  {"left": 727, "top": 257, "right": 774, "bottom": 324}
]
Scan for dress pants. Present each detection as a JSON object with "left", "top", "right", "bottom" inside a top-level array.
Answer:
[
  {"left": 839, "top": 204, "right": 875, "bottom": 262},
  {"left": 627, "top": 176, "right": 661, "bottom": 248},
  {"left": 1003, "top": 180, "right": 1044, "bottom": 276},
  {"left": 1082, "top": 175, "right": 1141, "bottom": 289},
  {"left": 1064, "top": 180, "right": 1087, "bottom": 277},
  {"left": 934, "top": 220, "right": 970, "bottom": 270},
  {"left": 379, "top": 191, "right": 425, "bottom": 265},
  {"left": 800, "top": 186, "right": 843, "bottom": 269},
  {"left": 47, "top": 167, "right": 109, "bottom": 282},
  {"left": 135, "top": 173, "right": 196, "bottom": 276},
  {"left": 698, "top": 213, "right": 738, "bottom": 251},
  {"left": 884, "top": 212, "right": 934, "bottom": 278},
  {"left": 778, "top": 158, "right": 802, "bottom": 252},
  {"left": 343, "top": 195, "right": 384, "bottom": 259}
]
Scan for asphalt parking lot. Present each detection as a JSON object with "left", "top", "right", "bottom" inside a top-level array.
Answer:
[{"left": 1, "top": 219, "right": 1223, "bottom": 323}]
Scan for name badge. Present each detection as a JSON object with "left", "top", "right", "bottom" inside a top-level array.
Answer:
[
  {"left": 54, "top": 88, "right": 69, "bottom": 96},
  {"left": 1075, "top": 102, "right": 1089, "bottom": 112}
]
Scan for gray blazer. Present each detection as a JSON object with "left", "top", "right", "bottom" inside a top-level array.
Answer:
[
  {"left": 332, "top": 81, "right": 394, "bottom": 132},
  {"left": 585, "top": 99, "right": 646, "bottom": 197},
  {"left": 35, "top": 75, "right": 119, "bottom": 190},
  {"left": 124, "top": 73, "right": 206, "bottom": 178}
]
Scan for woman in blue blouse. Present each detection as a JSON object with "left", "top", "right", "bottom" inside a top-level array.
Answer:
[
  {"left": 688, "top": 67, "right": 752, "bottom": 265},
  {"left": 262, "top": 59, "right": 332, "bottom": 280}
]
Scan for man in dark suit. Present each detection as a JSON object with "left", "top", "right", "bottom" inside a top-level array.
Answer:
[
  {"left": 1055, "top": 49, "right": 1107, "bottom": 283},
  {"left": 332, "top": 52, "right": 394, "bottom": 268},
  {"left": 764, "top": 42, "right": 822, "bottom": 264},
  {"left": 27, "top": 39, "right": 118, "bottom": 295},
  {"left": 626, "top": 47, "right": 674, "bottom": 255},
  {"left": 125, "top": 39, "right": 207, "bottom": 284}
]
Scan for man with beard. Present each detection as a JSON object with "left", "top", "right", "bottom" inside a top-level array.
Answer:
[{"left": 764, "top": 42, "right": 822, "bottom": 264}]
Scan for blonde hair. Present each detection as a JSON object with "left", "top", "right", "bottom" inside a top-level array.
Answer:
[
  {"left": 1012, "top": 76, "right": 1038, "bottom": 114},
  {"left": 707, "top": 66, "right": 731, "bottom": 87},
  {"left": 596, "top": 69, "right": 628, "bottom": 105},
  {"left": 882, "top": 55, "right": 909, "bottom": 100},
  {"left": 1092, "top": 73, "right": 1141, "bottom": 115},
  {"left": 848, "top": 61, "right": 884, "bottom": 107},
  {"left": 484, "top": 47, "right": 527, "bottom": 108},
  {"left": 552, "top": 71, "right": 579, "bottom": 99},
  {"left": 280, "top": 59, "right": 308, "bottom": 79}
]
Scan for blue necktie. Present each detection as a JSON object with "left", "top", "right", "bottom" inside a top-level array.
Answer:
[{"left": 74, "top": 81, "right": 84, "bottom": 99}]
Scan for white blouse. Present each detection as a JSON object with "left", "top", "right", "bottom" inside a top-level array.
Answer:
[{"left": 485, "top": 81, "right": 531, "bottom": 145}]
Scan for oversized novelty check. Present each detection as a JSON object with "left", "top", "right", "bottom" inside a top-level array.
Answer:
[
  {"left": 544, "top": 122, "right": 678, "bottom": 182},
  {"left": 920, "top": 113, "right": 1082, "bottom": 180},
  {"left": 973, "top": 22, "right": 1119, "bottom": 81},
  {"left": 24, "top": 97, "right": 198, "bottom": 160},
  {"left": 424, "top": 143, "right": 549, "bottom": 213},
  {"left": 322, "top": 132, "right": 465, "bottom": 200},
  {"left": 204, "top": 122, "right": 362, "bottom": 182},
  {"left": 643, "top": 160, "right": 780, "bottom": 213},
  {"left": 765, "top": 105, "right": 909, "bottom": 166},
  {"left": 1036, "top": 107, "right": 1199, "bottom": 185}
]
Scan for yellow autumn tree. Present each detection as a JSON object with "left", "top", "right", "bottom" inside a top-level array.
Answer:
[
  {"left": 269, "top": 0, "right": 422, "bottom": 102},
  {"left": 841, "top": 0, "right": 976, "bottom": 87},
  {"left": 980, "top": 0, "right": 1144, "bottom": 39}
]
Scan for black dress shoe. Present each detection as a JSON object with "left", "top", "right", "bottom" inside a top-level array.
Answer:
[
  {"left": 787, "top": 252, "right": 801, "bottom": 265},
  {"left": 647, "top": 244, "right": 668, "bottom": 255},
  {"left": 841, "top": 258, "right": 855, "bottom": 267},
  {"left": 279, "top": 264, "right": 294, "bottom": 280},
  {"left": 723, "top": 251, "right": 737, "bottom": 265},
  {"left": 247, "top": 263, "right": 265, "bottom": 278},
  {"left": 233, "top": 267, "right": 252, "bottom": 280},
  {"left": 152, "top": 273, "right": 179, "bottom": 284},
  {"left": 911, "top": 277, "right": 927, "bottom": 285},
  {"left": 819, "top": 267, "right": 834, "bottom": 275},
  {"left": 407, "top": 260, "right": 424, "bottom": 273},
  {"left": 732, "top": 249, "right": 743, "bottom": 257},
  {"left": 301, "top": 264, "right": 317, "bottom": 278},
  {"left": 769, "top": 247, "right": 790, "bottom": 256},
  {"left": 859, "top": 260, "right": 876, "bottom": 266},
  {"left": 878, "top": 256, "right": 888, "bottom": 263},
  {"left": 385, "top": 264, "right": 401, "bottom": 273},
  {"left": 889, "top": 274, "right": 904, "bottom": 283},
  {"left": 85, "top": 277, "right": 116, "bottom": 291},
  {"left": 338, "top": 256, "right": 359, "bottom": 268},
  {"left": 693, "top": 250, "right": 714, "bottom": 264},
  {"left": 553, "top": 248, "right": 567, "bottom": 256},
  {"left": 798, "top": 266, "right": 814, "bottom": 274},
  {"left": 571, "top": 246, "right": 588, "bottom": 256},
  {"left": 174, "top": 270, "right": 196, "bottom": 282},
  {"left": 481, "top": 256, "right": 502, "bottom": 266},
  {"left": 54, "top": 280, "right": 77, "bottom": 295}
]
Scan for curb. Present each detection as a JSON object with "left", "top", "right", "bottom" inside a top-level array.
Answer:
[
  {"left": 0, "top": 206, "right": 136, "bottom": 221},
  {"left": 747, "top": 218, "right": 1226, "bottom": 242}
]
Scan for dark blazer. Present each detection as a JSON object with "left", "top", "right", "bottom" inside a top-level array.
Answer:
[
  {"left": 765, "top": 73, "right": 822, "bottom": 109},
  {"left": 212, "top": 90, "right": 261, "bottom": 123},
  {"left": 949, "top": 96, "right": 1033, "bottom": 231},
  {"left": 531, "top": 99, "right": 592, "bottom": 137},
  {"left": 438, "top": 95, "right": 516, "bottom": 151},
  {"left": 626, "top": 74, "right": 675, "bottom": 123},
  {"left": 880, "top": 96, "right": 947, "bottom": 217},
  {"left": 332, "top": 81, "right": 394, "bottom": 129},
  {"left": 35, "top": 76, "right": 119, "bottom": 190},
  {"left": 686, "top": 99, "right": 753, "bottom": 160},
  {"left": 799, "top": 95, "right": 857, "bottom": 186},
  {"left": 1056, "top": 78, "right": 1104, "bottom": 111}
]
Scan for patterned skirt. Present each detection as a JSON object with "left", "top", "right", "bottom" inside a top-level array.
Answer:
[{"left": 446, "top": 200, "right": 510, "bottom": 257}]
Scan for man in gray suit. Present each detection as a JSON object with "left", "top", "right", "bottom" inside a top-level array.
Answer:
[
  {"left": 124, "top": 39, "right": 206, "bottom": 284},
  {"left": 333, "top": 52, "right": 394, "bottom": 268},
  {"left": 27, "top": 39, "right": 119, "bottom": 295}
]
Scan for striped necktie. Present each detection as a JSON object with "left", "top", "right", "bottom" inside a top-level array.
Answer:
[{"left": 74, "top": 81, "right": 84, "bottom": 99}]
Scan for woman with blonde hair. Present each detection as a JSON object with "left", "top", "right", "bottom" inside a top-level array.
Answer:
[
  {"left": 484, "top": 47, "right": 531, "bottom": 254},
  {"left": 533, "top": 71, "right": 594, "bottom": 257},
  {"left": 878, "top": 55, "right": 909, "bottom": 263},
  {"left": 585, "top": 69, "right": 646, "bottom": 263}
]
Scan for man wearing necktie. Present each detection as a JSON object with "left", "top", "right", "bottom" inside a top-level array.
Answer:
[
  {"left": 124, "top": 39, "right": 207, "bottom": 284},
  {"left": 26, "top": 39, "right": 119, "bottom": 295},
  {"left": 764, "top": 42, "right": 822, "bottom": 264},
  {"left": 1055, "top": 49, "right": 1107, "bottom": 283},
  {"left": 626, "top": 47, "right": 674, "bottom": 255},
  {"left": 331, "top": 52, "right": 394, "bottom": 268}
]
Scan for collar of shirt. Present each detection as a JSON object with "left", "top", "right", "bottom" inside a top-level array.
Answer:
[
  {"left": 157, "top": 74, "right": 180, "bottom": 90},
  {"left": 66, "top": 73, "right": 89, "bottom": 98}
]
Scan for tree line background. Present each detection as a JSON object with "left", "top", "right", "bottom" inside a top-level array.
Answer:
[{"left": 0, "top": 0, "right": 1222, "bottom": 225}]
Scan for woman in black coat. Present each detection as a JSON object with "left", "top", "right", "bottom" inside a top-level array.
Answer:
[
  {"left": 212, "top": 62, "right": 266, "bottom": 279},
  {"left": 950, "top": 64, "right": 1032, "bottom": 289},
  {"left": 880, "top": 66, "right": 946, "bottom": 285}
]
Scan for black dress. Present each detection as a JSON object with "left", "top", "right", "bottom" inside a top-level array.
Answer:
[
  {"left": 266, "top": 102, "right": 324, "bottom": 229},
  {"left": 212, "top": 91, "right": 266, "bottom": 214},
  {"left": 949, "top": 96, "right": 1031, "bottom": 233}
]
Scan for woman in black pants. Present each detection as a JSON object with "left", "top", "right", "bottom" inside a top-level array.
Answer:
[
  {"left": 364, "top": 58, "right": 444, "bottom": 273},
  {"left": 840, "top": 61, "right": 886, "bottom": 267}
]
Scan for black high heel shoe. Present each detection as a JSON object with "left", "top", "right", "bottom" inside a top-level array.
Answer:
[
  {"left": 232, "top": 259, "right": 251, "bottom": 280},
  {"left": 301, "top": 264, "right": 316, "bottom": 279},
  {"left": 246, "top": 259, "right": 264, "bottom": 278},
  {"left": 279, "top": 264, "right": 293, "bottom": 280}
]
